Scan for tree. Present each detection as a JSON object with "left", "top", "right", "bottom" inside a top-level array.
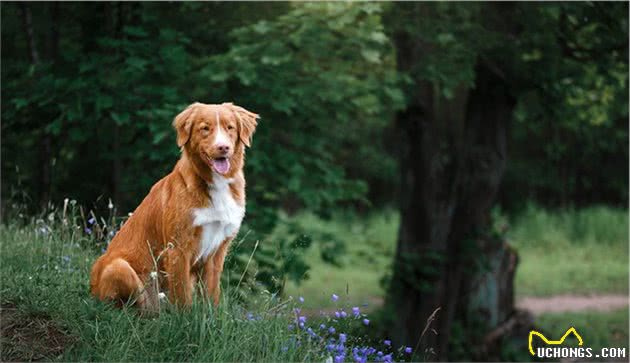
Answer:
[{"left": 383, "top": 2, "right": 627, "bottom": 360}]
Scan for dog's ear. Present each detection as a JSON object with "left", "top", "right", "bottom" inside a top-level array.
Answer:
[
  {"left": 225, "top": 102, "right": 259, "bottom": 148},
  {"left": 173, "top": 103, "right": 200, "bottom": 147}
]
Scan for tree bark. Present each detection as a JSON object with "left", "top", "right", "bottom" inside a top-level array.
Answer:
[{"left": 386, "top": 59, "right": 517, "bottom": 360}]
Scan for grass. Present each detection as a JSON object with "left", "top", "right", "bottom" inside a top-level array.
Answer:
[
  {"left": 285, "top": 205, "right": 629, "bottom": 307},
  {"left": 0, "top": 214, "right": 407, "bottom": 362},
  {"left": 1, "top": 204, "right": 627, "bottom": 361},
  {"left": 283, "top": 211, "right": 398, "bottom": 309},
  {"left": 536, "top": 309, "right": 629, "bottom": 356},
  {"left": 508, "top": 205, "right": 629, "bottom": 297}
]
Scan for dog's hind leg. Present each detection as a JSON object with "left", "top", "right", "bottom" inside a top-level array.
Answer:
[{"left": 95, "top": 258, "right": 156, "bottom": 312}]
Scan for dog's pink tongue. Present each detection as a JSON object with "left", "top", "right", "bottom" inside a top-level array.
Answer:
[{"left": 212, "top": 158, "right": 230, "bottom": 174}]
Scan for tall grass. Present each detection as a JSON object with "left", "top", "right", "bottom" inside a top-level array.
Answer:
[
  {"left": 0, "top": 211, "right": 410, "bottom": 362},
  {"left": 508, "top": 205, "right": 629, "bottom": 296},
  {"left": 508, "top": 204, "right": 628, "bottom": 248}
]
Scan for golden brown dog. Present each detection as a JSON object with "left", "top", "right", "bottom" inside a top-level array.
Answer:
[{"left": 90, "top": 102, "right": 259, "bottom": 311}]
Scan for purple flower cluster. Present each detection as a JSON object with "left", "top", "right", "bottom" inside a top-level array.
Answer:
[{"left": 284, "top": 294, "right": 414, "bottom": 363}]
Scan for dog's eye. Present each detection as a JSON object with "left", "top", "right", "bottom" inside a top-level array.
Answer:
[
  {"left": 227, "top": 125, "right": 235, "bottom": 130},
  {"left": 201, "top": 126, "right": 210, "bottom": 132}
]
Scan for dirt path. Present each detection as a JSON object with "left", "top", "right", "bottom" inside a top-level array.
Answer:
[
  {"left": 516, "top": 294, "right": 629, "bottom": 315},
  {"left": 304, "top": 294, "right": 629, "bottom": 317}
]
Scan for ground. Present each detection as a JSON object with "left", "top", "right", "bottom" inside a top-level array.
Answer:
[
  {"left": 0, "top": 205, "right": 628, "bottom": 361},
  {"left": 283, "top": 206, "right": 629, "bottom": 360}
]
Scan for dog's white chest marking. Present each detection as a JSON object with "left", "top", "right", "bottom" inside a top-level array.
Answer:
[{"left": 192, "top": 175, "right": 244, "bottom": 263}]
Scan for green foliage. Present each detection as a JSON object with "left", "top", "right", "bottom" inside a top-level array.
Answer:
[
  {"left": 201, "top": 2, "right": 403, "bottom": 228},
  {"left": 504, "top": 2, "right": 629, "bottom": 209},
  {"left": 1, "top": 2, "right": 627, "bottom": 300},
  {"left": 383, "top": 2, "right": 628, "bottom": 210},
  {"left": 1, "top": 2, "right": 402, "bottom": 292}
]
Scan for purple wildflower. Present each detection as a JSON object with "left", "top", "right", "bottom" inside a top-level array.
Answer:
[
  {"left": 363, "top": 318, "right": 370, "bottom": 326},
  {"left": 88, "top": 217, "right": 95, "bottom": 225},
  {"left": 328, "top": 326, "right": 336, "bottom": 334},
  {"left": 383, "top": 353, "right": 393, "bottom": 362},
  {"left": 298, "top": 296, "right": 304, "bottom": 303},
  {"left": 332, "top": 294, "right": 339, "bottom": 301},
  {"left": 352, "top": 306, "right": 360, "bottom": 316},
  {"left": 334, "top": 355, "right": 344, "bottom": 363},
  {"left": 383, "top": 340, "right": 391, "bottom": 346},
  {"left": 307, "top": 327, "right": 318, "bottom": 338},
  {"left": 335, "top": 311, "right": 341, "bottom": 319},
  {"left": 340, "top": 311, "right": 347, "bottom": 318},
  {"left": 404, "top": 346, "right": 413, "bottom": 354},
  {"left": 320, "top": 323, "right": 327, "bottom": 329},
  {"left": 84, "top": 227, "right": 92, "bottom": 235},
  {"left": 339, "top": 333, "right": 347, "bottom": 343}
]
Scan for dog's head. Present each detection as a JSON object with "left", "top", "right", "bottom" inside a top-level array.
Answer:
[{"left": 173, "top": 102, "right": 259, "bottom": 177}]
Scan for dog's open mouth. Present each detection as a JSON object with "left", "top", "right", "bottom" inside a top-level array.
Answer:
[{"left": 210, "top": 157, "right": 230, "bottom": 175}]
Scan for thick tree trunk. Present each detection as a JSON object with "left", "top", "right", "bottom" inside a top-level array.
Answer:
[{"left": 386, "top": 62, "right": 517, "bottom": 361}]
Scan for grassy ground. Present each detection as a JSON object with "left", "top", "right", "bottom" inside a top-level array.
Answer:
[
  {"left": 0, "top": 215, "right": 406, "bottom": 362},
  {"left": 286, "top": 205, "right": 629, "bottom": 304},
  {"left": 283, "top": 211, "right": 398, "bottom": 309},
  {"left": 536, "top": 309, "right": 629, "bottom": 356},
  {"left": 508, "top": 205, "right": 629, "bottom": 297},
  {"left": 0, "top": 223, "right": 298, "bottom": 361},
  {"left": 283, "top": 206, "right": 629, "bottom": 361},
  {"left": 1, "top": 205, "right": 627, "bottom": 361}
]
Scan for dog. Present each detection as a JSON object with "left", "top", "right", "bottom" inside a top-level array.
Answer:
[{"left": 90, "top": 102, "right": 259, "bottom": 311}]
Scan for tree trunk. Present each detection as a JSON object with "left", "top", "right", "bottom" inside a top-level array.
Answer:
[
  {"left": 20, "top": 4, "right": 53, "bottom": 209},
  {"left": 386, "top": 61, "right": 517, "bottom": 361}
]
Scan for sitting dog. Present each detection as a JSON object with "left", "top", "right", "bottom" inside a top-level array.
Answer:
[{"left": 90, "top": 102, "right": 259, "bottom": 311}]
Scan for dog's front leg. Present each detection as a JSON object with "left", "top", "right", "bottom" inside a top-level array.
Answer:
[
  {"left": 203, "top": 238, "right": 231, "bottom": 306},
  {"left": 164, "top": 249, "right": 193, "bottom": 307}
]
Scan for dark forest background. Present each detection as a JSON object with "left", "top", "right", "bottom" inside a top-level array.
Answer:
[{"left": 1, "top": 2, "right": 628, "bottom": 361}]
